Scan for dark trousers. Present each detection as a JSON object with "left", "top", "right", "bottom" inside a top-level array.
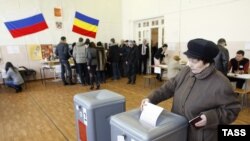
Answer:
[
  {"left": 97, "top": 71, "right": 106, "bottom": 83},
  {"left": 112, "top": 62, "right": 121, "bottom": 80},
  {"left": 5, "top": 81, "right": 22, "bottom": 90},
  {"left": 77, "top": 63, "right": 84, "bottom": 85},
  {"left": 89, "top": 65, "right": 100, "bottom": 87},
  {"left": 123, "top": 62, "right": 129, "bottom": 77},
  {"left": 60, "top": 60, "right": 72, "bottom": 84},
  {"left": 138, "top": 55, "right": 147, "bottom": 74},
  {"left": 77, "top": 63, "right": 90, "bottom": 85},
  {"left": 228, "top": 77, "right": 245, "bottom": 89},
  {"left": 128, "top": 63, "right": 137, "bottom": 83}
]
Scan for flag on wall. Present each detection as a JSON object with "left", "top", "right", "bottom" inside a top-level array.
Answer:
[
  {"left": 4, "top": 13, "right": 48, "bottom": 38},
  {"left": 72, "top": 11, "right": 99, "bottom": 38}
]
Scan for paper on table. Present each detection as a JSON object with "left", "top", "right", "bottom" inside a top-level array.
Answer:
[
  {"left": 154, "top": 66, "right": 161, "bottom": 74},
  {"left": 140, "top": 102, "right": 164, "bottom": 127},
  {"left": 117, "top": 135, "right": 125, "bottom": 141}
]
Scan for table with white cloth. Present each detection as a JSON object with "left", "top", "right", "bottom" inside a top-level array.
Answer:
[
  {"left": 40, "top": 59, "right": 76, "bottom": 85},
  {"left": 227, "top": 73, "right": 250, "bottom": 107}
]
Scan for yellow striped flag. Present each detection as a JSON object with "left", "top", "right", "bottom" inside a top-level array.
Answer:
[{"left": 72, "top": 11, "right": 99, "bottom": 38}]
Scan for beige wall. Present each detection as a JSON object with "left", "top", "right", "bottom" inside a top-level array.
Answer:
[
  {"left": 122, "top": 0, "right": 250, "bottom": 61},
  {"left": 0, "top": 0, "right": 122, "bottom": 82},
  {"left": 0, "top": 0, "right": 122, "bottom": 45}
]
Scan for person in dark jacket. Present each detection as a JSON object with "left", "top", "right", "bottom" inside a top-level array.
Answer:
[
  {"left": 141, "top": 38, "right": 241, "bottom": 141},
  {"left": 214, "top": 38, "right": 229, "bottom": 75},
  {"left": 126, "top": 41, "right": 139, "bottom": 84},
  {"left": 120, "top": 40, "right": 130, "bottom": 77},
  {"left": 96, "top": 41, "right": 107, "bottom": 83},
  {"left": 228, "top": 50, "right": 249, "bottom": 88},
  {"left": 138, "top": 39, "right": 149, "bottom": 74},
  {"left": 154, "top": 44, "right": 168, "bottom": 81},
  {"left": 87, "top": 42, "right": 100, "bottom": 90},
  {"left": 108, "top": 38, "right": 121, "bottom": 80},
  {"left": 55, "top": 36, "right": 74, "bottom": 85}
]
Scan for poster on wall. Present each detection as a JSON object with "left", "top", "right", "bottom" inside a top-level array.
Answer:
[
  {"left": 41, "top": 44, "right": 53, "bottom": 60},
  {"left": 244, "top": 42, "right": 250, "bottom": 50},
  {"left": 54, "top": 7, "right": 62, "bottom": 17},
  {"left": 55, "top": 21, "right": 63, "bottom": 29},
  {"left": 0, "top": 47, "right": 2, "bottom": 64},
  {"left": 27, "top": 44, "right": 42, "bottom": 61},
  {"left": 7, "top": 46, "right": 20, "bottom": 54}
]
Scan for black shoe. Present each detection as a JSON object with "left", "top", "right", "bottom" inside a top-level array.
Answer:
[
  {"left": 63, "top": 82, "right": 69, "bottom": 85},
  {"left": 131, "top": 82, "right": 135, "bottom": 85},
  {"left": 15, "top": 88, "right": 21, "bottom": 93},
  {"left": 127, "top": 81, "right": 131, "bottom": 84},
  {"left": 96, "top": 85, "right": 100, "bottom": 90},
  {"left": 90, "top": 86, "right": 94, "bottom": 90},
  {"left": 69, "top": 82, "right": 75, "bottom": 85}
]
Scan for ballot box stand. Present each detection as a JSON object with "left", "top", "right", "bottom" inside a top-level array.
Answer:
[
  {"left": 74, "top": 89, "right": 126, "bottom": 141},
  {"left": 110, "top": 109, "right": 188, "bottom": 141}
]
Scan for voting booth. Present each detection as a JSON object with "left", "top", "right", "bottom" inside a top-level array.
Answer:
[
  {"left": 74, "top": 89, "right": 125, "bottom": 141},
  {"left": 110, "top": 108, "right": 188, "bottom": 141}
]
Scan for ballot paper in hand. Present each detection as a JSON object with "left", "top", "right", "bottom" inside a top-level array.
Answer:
[{"left": 140, "top": 102, "right": 164, "bottom": 127}]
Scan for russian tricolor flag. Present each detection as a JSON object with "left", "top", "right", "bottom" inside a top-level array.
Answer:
[{"left": 4, "top": 13, "right": 48, "bottom": 38}]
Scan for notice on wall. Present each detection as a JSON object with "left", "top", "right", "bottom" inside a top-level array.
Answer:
[
  {"left": 7, "top": 46, "right": 20, "bottom": 54},
  {"left": 41, "top": 44, "right": 53, "bottom": 59},
  {"left": 244, "top": 42, "right": 250, "bottom": 50},
  {"left": 0, "top": 47, "right": 2, "bottom": 64},
  {"left": 27, "top": 44, "right": 42, "bottom": 60}
]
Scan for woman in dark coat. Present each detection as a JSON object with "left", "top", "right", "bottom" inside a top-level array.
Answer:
[
  {"left": 96, "top": 41, "right": 107, "bottom": 83},
  {"left": 141, "top": 38, "right": 241, "bottom": 141},
  {"left": 87, "top": 42, "right": 100, "bottom": 90},
  {"left": 126, "top": 41, "right": 139, "bottom": 84}
]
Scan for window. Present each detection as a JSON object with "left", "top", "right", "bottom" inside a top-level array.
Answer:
[
  {"left": 162, "top": 28, "right": 164, "bottom": 45},
  {"left": 155, "top": 20, "right": 158, "bottom": 25}
]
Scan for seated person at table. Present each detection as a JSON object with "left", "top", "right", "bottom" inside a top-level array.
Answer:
[
  {"left": 4, "top": 62, "right": 24, "bottom": 93},
  {"left": 228, "top": 50, "right": 249, "bottom": 88}
]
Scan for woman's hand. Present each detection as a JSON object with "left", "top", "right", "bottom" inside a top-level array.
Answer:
[
  {"left": 195, "top": 114, "right": 207, "bottom": 127},
  {"left": 140, "top": 98, "right": 150, "bottom": 111}
]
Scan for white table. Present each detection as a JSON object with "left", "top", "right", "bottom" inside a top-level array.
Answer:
[
  {"left": 227, "top": 73, "right": 250, "bottom": 107},
  {"left": 227, "top": 73, "right": 250, "bottom": 80}
]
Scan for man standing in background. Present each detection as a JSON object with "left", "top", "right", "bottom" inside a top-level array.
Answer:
[
  {"left": 55, "top": 36, "right": 74, "bottom": 85},
  {"left": 138, "top": 39, "right": 149, "bottom": 74},
  {"left": 109, "top": 38, "right": 121, "bottom": 80},
  {"left": 126, "top": 41, "right": 139, "bottom": 84},
  {"left": 214, "top": 38, "right": 229, "bottom": 75}
]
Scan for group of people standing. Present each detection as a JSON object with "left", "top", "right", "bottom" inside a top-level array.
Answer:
[
  {"left": 55, "top": 36, "right": 107, "bottom": 90},
  {"left": 55, "top": 37, "right": 173, "bottom": 87}
]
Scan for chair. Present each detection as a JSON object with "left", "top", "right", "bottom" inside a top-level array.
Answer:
[
  {"left": 143, "top": 74, "right": 157, "bottom": 88},
  {"left": 53, "top": 65, "right": 61, "bottom": 80},
  {"left": 234, "top": 88, "right": 250, "bottom": 108},
  {"left": 18, "top": 66, "right": 36, "bottom": 81}
]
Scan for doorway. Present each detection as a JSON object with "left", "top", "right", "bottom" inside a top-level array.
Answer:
[{"left": 151, "top": 28, "right": 158, "bottom": 49}]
